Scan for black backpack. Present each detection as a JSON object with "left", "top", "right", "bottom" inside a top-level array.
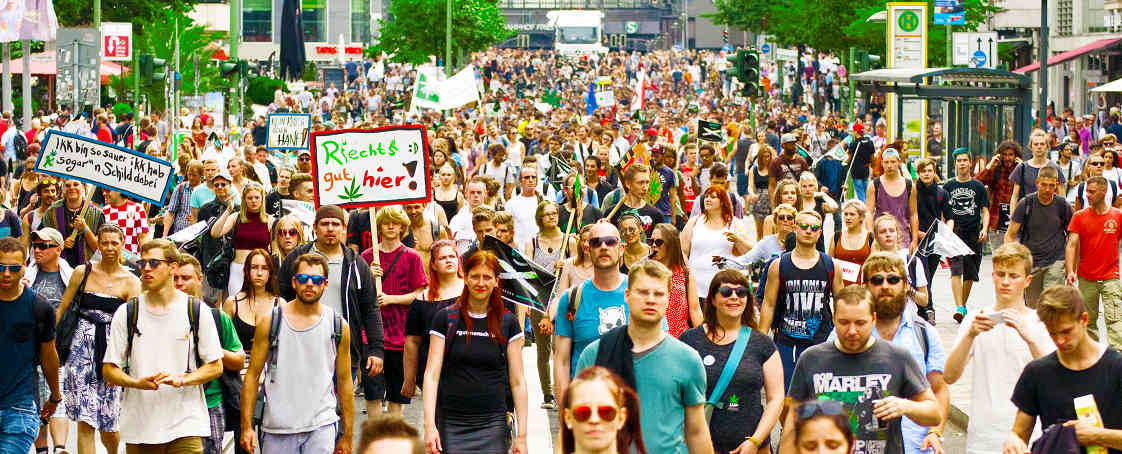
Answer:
[{"left": 12, "top": 132, "right": 27, "bottom": 161}]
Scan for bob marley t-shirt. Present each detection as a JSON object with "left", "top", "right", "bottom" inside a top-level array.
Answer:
[{"left": 788, "top": 339, "right": 929, "bottom": 454}]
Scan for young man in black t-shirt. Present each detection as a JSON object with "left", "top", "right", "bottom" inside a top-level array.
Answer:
[
  {"left": 943, "top": 149, "right": 989, "bottom": 323},
  {"left": 1005, "top": 286, "right": 1122, "bottom": 454}
]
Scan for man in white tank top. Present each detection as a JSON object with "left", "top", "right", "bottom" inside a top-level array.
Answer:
[{"left": 240, "top": 253, "right": 355, "bottom": 454}]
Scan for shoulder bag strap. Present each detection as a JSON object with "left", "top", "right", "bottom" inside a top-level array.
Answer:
[{"left": 707, "top": 325, "right": 751, "bottom": 408}]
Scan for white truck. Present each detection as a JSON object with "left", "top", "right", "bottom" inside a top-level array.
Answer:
[{"left": 547, "top": 10, "right": 608, "bottom": 57}]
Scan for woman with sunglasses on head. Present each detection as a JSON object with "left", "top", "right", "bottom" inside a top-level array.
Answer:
[
  {"left": 617, "top": 213, "right": 650, "bottom": 274},
  {"left": 649, "top": 223, "right": 700, "bottom": 337},
  {"left": 870, "top": 214, "right": 929, "bottom": 309},
  {"left": 211, "top": 184, "right": 274, "bottom": 297},
  {"left": 423, "top": 250, "right": 528, "bottom": 454},
  {"left": 829, "top": 200, "right": 874, "bottom": 286},
  {"left": 793, "top": 400, "right": 855, "bottom": 454},
  {"left": 867, "top": 149, "right": 919, "bottom": 254},
  {"left": 761, "top": 178, "right": 799, "bottom": 237},
  {"left": 683, "top": 185, "right": 752, "bottom": 303},
  {"left": 402, "top": 240, "right": 463, "bottom": 400},
  {"left": 560, "top": 366, "right": 647, "bottom": 454},
  {"left": 55, "top": 224, "right": 141, "bottom": 454},
  {"left": 222, "top": 248, "right": 281, "bottom": 362},
  {"left": 680, "top": 270, "right": 783, "bottom": 454}
]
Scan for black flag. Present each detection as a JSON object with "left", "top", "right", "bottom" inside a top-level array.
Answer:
[
  {"left": 698, "top": 120, "right": 723, "bottom": 143},
  {"left": 482, "top": 235, "right": 556, "bottom": 314},
  {"left": 278, "top": 0, "right": 306, "bottom": 81}
]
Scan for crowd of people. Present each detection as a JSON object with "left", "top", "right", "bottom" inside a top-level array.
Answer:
[{"left": 1, "top": 47, "right": 1122, "bottom": 454}]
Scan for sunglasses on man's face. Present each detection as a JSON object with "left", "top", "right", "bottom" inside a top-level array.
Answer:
[
  {"left": 777, "top": 214, "right": 795, "bottom": 221},
  {"left": 868, "top": 274, "right": 903, "bottom": 286},
  {"left": 589, "top": 236, "right": 620, "bottom": 248},
  {"left": 797, "top": 223, "right": 822, "bottom": 232},
  {"left": 32, "top": 242, "right": 58, "bottom": 251},
  {"left": 138, "top": 259, "right": 170, "bottom": 270},
  {"left": 294, "top": 274, "right": 327, "bottom": 285},
  {"left": 570, "top": 404, "right": 619, "bottom": 423}
]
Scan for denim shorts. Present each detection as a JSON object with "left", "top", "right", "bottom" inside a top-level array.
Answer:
[{"left": 0, "top": 404, "right": 40, "bottom": 454}]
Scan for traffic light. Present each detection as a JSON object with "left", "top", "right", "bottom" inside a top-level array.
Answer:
[
  {"left": 727, "top": 51, "right": 745, "bottom": 80},
  {"left": 220, "top": 60, "right": 239, "bottom": 77},
  {"left": 740, "top": 49, "right": 760, "bottom": 98},
  {"left": 867, "top": 54, "right": 882, "bottom": 70},
  {"left": 237, "top": 59, "right": 249, "bottom": 78},
  {"left": 854, "top": 49, "right": 868, "bottom": 73},
  {"left": 138, "top": 54, "right": 167, "bottom": 86}
]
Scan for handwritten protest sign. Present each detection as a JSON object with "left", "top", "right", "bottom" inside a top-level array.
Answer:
[
  {"left": 35, "top": 131, "right": 175, "bottom": 206},
  {"left": 310, "top": 125, "right": 431, "bottom": 209},
  {"left": 266, "top": 113, "right": 312, "bottom": 150}
]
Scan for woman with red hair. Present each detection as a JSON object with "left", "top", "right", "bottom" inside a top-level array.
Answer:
[
  {"left": 682, "top": 185, "right": 753, "bottom": 305},
  {"left": 401, "top": 240, "right": 463, "bottom": 399},
  {"left": 560, "top": 366, "right": 647, "bottom": 454},
  {"left": 422, "top": 250, "right": 528, "bottom": 454}
]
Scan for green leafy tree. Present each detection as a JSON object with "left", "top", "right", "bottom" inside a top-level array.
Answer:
[
  {"left": 54, "top": 0, "right": 198, "bottom": 29},
  {"left": 129, "top": 9, "right": 231, "bottom": 111},
  {"left": 715, "top": 0, "right": 998, "bottom": 66},
  {"left": 374, "top": 0, "right": 514, "bottom": 69}
]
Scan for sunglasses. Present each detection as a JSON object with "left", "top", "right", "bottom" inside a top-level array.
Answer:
[
  {"left": 294, "top": 274, "right": 327, "bottom": 285},
  {"left": 40, "top": 178, "right": 57, "bottom": 185},
  {"left": 868, "top": 274, "right": 903, "bottom": 285},
  {"left": 298, "top": 156, "right": 312, "bottom": 162},
  {"left": 717, "top": 286, "right": 750, "bottom": 298},
  {"left": 777, "top": 214, "right": 795, "bottom": 221},
  {"left": 0, "top": 264, "right": 23, "bottom": 273},
  {"left": 648, "top": 238, "right": 665, "bottom": 247},
  {"left": 570, "top": 405, "right": 619, "bottom": 423},
  {"left": 32, "top": 242, "right": 58, "bottom": 250},
  {"left": 1090, "top": 161, "right": 1105, "bottom": 166},
  {"left": 277, "top": 228, "right": 300, "bottom": 238},
  {"left": 589, "top": 236, "right": 620, "bottom": 248},
  {"left": 138, "top": 259, "right": 170, "bottom": 270},
  {"left": 797, "top": 400, "right": 844, "bottom": 420},
  {"left": 797, "top": 223, "right": 822, "bottom": 232}
]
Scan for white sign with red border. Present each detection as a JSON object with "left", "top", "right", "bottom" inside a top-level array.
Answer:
[{"left": 101, "top": 22, "right": 132, "bottom": 61}]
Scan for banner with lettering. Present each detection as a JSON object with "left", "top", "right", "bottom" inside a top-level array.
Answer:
[
  {"left": 310, "top": 125, "right": 431, "bottom": 209},
  {"left": 266, "top": 113, "right": 312, "bottom": 150},
  {"left": 34, "top": 131, "right": 175, "bottom": 206}
]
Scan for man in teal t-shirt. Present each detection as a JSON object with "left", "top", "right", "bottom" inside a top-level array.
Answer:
[
  {"left": 575, "top": 260, "right": 710, "bottom": 454},
  {"left": 552, "top": 222, "right": 627, "bottom": 400},
  {"left": 175, "top": 254, "right": 244, "bottom": 454}
]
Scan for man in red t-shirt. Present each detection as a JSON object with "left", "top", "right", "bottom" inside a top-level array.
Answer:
[{"left": 1066, "top": 175, "right": 1122, "bottom": 348}]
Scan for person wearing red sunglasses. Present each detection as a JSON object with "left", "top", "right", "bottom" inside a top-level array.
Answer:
[{"left": 560, "top": 366, "right": 646, "bottom": 454}]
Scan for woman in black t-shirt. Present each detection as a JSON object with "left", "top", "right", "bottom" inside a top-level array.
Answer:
[
  {"left": 402, "top": 240, "right": 463, "bottom": 398},
  {"left": 680, "top": 269, "right": 783, "bottom": 454},
  {"left": 423, "top": 250, "right": 528, "bottom": 454}
]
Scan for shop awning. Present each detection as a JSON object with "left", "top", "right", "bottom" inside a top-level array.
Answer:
[{"left": 1013, "top": 38, "right": 1122, "bottom": 74}]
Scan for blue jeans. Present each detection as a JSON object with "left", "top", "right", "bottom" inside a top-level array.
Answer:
[
  {"left": 0, "top": 404, "right": 39, "bottom": 454},
  {"left": 852, "top": 177, "right": 869, "bottom": 202}
]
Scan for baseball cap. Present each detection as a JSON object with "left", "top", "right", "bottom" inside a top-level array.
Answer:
[
  {"left": 853, "top": 123, "right": 865, "bottom": 133},
  {"left": 315, "top": 205, "right": 346, "bottom": 224},
  {"left": 645, "top": 128, "right": 658, "bottom": 136},
  {"left": 212, "top": 170, "right": 233, "bottom": 183},
  {"left": 781, "top": 133, "right": 797, "bottom": 144},
  {"left": 31, "top": 228, "right": 64, "bottom": 246}
]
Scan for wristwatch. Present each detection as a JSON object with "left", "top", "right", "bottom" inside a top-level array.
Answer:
[{"left": 48, "top": 394, "right": 62, "bottom": 404}]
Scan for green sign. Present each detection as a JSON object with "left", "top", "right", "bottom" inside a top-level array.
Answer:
[
  {"left": 625, "top": 21, "right": 639, "bottom": 34},
  {"left": 897, "top": 11, "right": 920, "bottom": 32}
]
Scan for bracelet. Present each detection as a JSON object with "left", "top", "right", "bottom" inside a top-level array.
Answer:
[
  {"left": 747, "top": 436, "right": 761, "bottom": 448},
  {"left": 48, "top": 395, "right": 62, "bottom": 404},
  {"left": 928, "top": 427, "right": 943, "bottom": 437}
]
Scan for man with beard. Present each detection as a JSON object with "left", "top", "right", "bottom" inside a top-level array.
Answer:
[
  {"left": 279, "top": 204, "right": 384, "bottom": 376},
  {"left": 841, "top": 252, "right": 950, "bottom": 454},
  {"left": 240, "top": 253, "right": 354, "bottom": 454},
  {"left": 103, "top": 239, "right": 223, "bottom": 453},
  {"left": 552, "top": 222, "right": 627, "bottom": 401},
  {"left": 780, "top": 285, "right": 941, "bottom": 454},
  {"left": 1072, "top": 153, "right": 1122, "bottom": 210},
  {"left": 760, "top": 210, "right": 844, "bottom": 388}
]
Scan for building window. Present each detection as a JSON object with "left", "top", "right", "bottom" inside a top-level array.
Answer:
[
  {"left": 1057, "top": 0, "right": 1073, "bottom": 36},
  {"left": 243, "top": 0, "right": 272, "bottom": 42},
  {"left": 303, "top": 0, "right": 326, "bottom": 42},
  {"left": 352, "top": 0, "right": 370, "bottom": 43}
]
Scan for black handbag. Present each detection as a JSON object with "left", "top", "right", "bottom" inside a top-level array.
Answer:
[
  {"left": 55, "top": 268, "right": 91, "bottom": 364},
  {"left": 205, "top": 221, "right": 236, "bottom": 289}
]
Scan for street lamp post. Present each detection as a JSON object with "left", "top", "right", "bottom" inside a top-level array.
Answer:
[{"left": 1039, "top": 0, "right": 1048, "bottom": 127}]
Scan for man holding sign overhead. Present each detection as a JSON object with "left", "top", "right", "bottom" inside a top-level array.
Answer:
[{"left": 43, "top": 179, "right": 104, "bottom": 267}]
